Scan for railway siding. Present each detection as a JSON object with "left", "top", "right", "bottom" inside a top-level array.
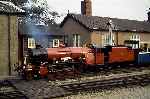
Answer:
[
  {"left": 53, "top": 69, "right": 150, "bottom": 86},
  {"left": 58, "top": 70, "right": 150, "bottom": 96},
  {"left": 2, "top": 68, "right": 150, "bottom": 99}
]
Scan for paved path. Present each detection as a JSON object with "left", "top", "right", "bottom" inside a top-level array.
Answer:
[
  {"left": 10, "top": 79, "right": 69, "bottom": 99},
  {"left": 0, "top": 80, "right": 28, "bottom": 99}
]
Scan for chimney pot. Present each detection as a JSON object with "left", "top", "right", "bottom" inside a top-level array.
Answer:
[{"left": 81, "top": 0, "right": 92, "bottom": 16}]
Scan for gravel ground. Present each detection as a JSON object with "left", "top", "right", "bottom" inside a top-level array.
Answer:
[
  {"left": 49, "top": 69, "right": 150, "bottom": 86},
  {"left": 57, "top": 85, "right": 150, "bottom": 99},
  {"left": 6, "top": 66, "right": 150, "bottom": 99},
  {"left": 9, "top": 69, "right": 150, "bottom": 99}
]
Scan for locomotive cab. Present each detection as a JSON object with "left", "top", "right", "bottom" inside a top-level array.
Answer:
[{"left": 101, "top": 46, "right": 136, "bottom": 67}]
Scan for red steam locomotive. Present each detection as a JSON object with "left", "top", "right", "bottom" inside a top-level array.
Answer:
[
  {"left": 18, "top": 45, "right": 140, "bottom": 80},
  {"left": 47, "top": 46, "right": 135, "bottom": 66}
]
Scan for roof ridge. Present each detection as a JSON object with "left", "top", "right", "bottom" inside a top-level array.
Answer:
[{"left": 70, "top": 13, "right": 147, "bottom": 22}]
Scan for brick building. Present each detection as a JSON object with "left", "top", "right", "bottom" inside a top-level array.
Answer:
[
  {"left": 60, "top": 0, "right": 150, "bottom": 51},
  {"left": 0, "top": 1, "right": 25, "bottom": 76},
  {"left": 19, "top": 23, "right": 65, "bottom": 63}
]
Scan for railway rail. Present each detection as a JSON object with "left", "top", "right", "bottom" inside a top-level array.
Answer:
[
  {"left": 0, "top": 80, "right": 28, "bottom": 99},
  {"left": 1, "top": 66, "right": 150, "bottom": 99},
  {"left": 59, "top": 70, "right": 150, "bottom": 95}
]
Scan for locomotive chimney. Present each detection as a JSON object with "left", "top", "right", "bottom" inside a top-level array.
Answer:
[
  {"left": 81, "top": 0, "right": 92, "bottom": 16},
  {"left": 148, "top": 8, "right": 150, "bottom": 22}
]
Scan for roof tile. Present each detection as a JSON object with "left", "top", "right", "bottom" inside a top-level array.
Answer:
[
  {"left": 62, "top": 14, "right": 150, "bottom": 33},
  {"left": 0, "top": 1, "right": 25, "bottom": 14}
]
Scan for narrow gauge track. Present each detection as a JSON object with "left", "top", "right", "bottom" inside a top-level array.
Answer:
[
  {"left": 60, "top": 71, "right": 150, "bottom": 93},
  {"left": 0, "top": 80, "right": 28, "bottom": 99}
]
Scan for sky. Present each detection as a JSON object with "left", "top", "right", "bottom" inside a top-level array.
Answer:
[{"left": 47, "top": 0, "right": 150, "bottom": 21}]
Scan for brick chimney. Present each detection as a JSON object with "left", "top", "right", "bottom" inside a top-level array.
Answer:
[
  {"left": 81, "top": 0, "right": 92, "bottom": 16},
  {"left": 148, "top": 8, "right": 150, "bottom": 22}
]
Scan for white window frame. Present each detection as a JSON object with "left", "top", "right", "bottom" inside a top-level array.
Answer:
[
  {"left": 28, "top": 38, "right": 36, "bottom": 49},
  {"left": 53, "top": 39, "right": 60, "bottom": 47},
  {"left": 130, "top": 34, "right": 140, "bottom": 49},
  {"left": 103, "top": 33, "right": 115, "bottom": 46},
  {"left": 102, "top": 34, "right": 104, "bottom": 47},
  {"left": 73, "top": 34, "right": 80, "bottom": 47}
]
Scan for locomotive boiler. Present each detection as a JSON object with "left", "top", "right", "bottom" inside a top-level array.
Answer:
[
  {"left": 28, "top": 45, "right": 136, "bottom": 69},
  {"left": 29, "top": 47, "right": 104, "bottom": 66}
]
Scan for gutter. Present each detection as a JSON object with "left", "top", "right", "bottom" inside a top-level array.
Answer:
[{"left": 8, "top": 14, "right": 11, "bottom": 75}]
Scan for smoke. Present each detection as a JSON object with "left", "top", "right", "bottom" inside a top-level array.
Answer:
[
  {"left": 22, "top": 0, "right": 50, "bottom": 48},
  {"left": 21, "top": 0, "right": 61, "bottom": 48}
]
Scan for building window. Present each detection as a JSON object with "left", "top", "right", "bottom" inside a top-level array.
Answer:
[
  {"left": 73, "top": 34, "right": 80, "bottom": 47},
  {"left": 104, "top": 34, "right": 109, "bottom": 45},
  {"left": 103, "top": 33, "right": 115, "bottom": 46},
  {"left": 130, "top": 34, "right": 140, "bottom": 49},
  {"left": 28, "top": 38, "right": 36, "bottom": 48},
  {"left": 53, "top": 39, "right": 60, "bottom": 47}
]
